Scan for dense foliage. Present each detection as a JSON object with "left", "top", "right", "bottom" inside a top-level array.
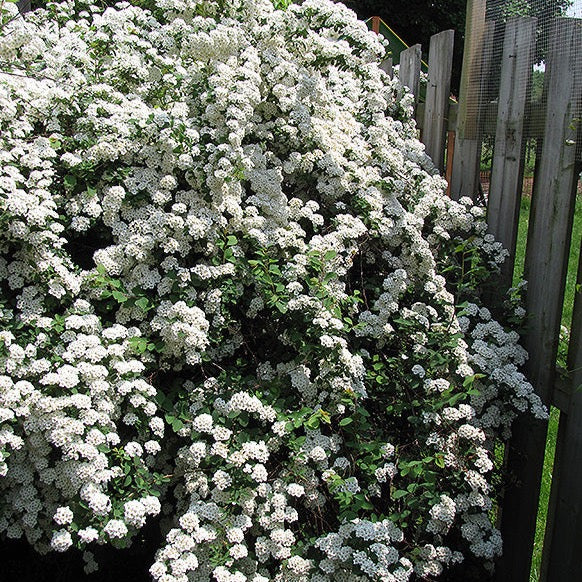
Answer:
[{"left": 0, "top": 1, "right": 545, "bottom": 580}]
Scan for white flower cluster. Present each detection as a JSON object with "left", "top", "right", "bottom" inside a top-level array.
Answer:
[
  {"left": 0, "top": 0, "right": 545, "bottom": 579},
  {"left": 0, "top": 298, "right": 163, "bottom": 552}
]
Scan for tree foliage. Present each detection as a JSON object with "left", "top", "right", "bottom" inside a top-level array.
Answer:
[
  {"left": 343, "top": 0, "right": 572, "bottom": 92},
  {"left": 342, "top": 0, "right": 466, "bottom": 91}
]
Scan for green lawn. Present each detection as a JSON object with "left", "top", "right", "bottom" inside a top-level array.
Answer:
[{"left": 511, "top": 191, "right": 582, "bottom": 581}]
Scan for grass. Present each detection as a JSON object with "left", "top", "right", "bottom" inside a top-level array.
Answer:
[{"left": 511, "top": 190, "right": 582, "bottom": 581}]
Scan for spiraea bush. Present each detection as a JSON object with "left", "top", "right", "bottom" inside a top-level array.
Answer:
[{"left": 0, "top": 0, "right": 545, "bottom": 580}]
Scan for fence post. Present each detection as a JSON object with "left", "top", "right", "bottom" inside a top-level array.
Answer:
[
  {"left": 449, "top": 0, "right": 487, "bottom": 201},
  {"left": 422, "top": 30, "right": 454, "bottom": 172},
  {"left": 496, "top": 18, "right": 582, "bottom": 582},
  {"left": 486, "top": 16, "right": 537, "bottom": 290},
  {"left": 399, "top": 44, "right": 422, "bottom": 111},
  {"left": 450, "top": 20, "right": 495, "bottom": 202}
]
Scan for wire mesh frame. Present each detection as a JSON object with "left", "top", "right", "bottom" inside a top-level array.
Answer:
[{"left": 459, "top": 0, "right": 582, "bottom": 157}]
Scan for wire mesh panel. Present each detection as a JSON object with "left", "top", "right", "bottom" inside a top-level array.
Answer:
[{"left": 459, "top": 0, "right": 582, "bottom": 154}]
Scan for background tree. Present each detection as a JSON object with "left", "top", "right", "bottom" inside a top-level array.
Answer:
[
  {"left": 342, "top": 0, "right": 466, "bottom": 92},
  {"left": 342, "top": 0, "right": 572, "bottom": 93}
]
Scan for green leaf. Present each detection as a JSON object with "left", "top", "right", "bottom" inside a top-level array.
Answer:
[
  {"left": 305, "top": 415, "right": 320, "bottom": 430},
  {"left": 112, "top": 290, "right": 128, "bottom": 303},
  {"left": 172, "top": 418, "right": 184, "bottom": 431},
  {"left": 129, "top": 337, "right": 148, "bottom": 354},
  {"left": 319, "top": 410, "right": 331, "bottom": 424},
  {"left": 227, "top": 235, "right": 238, "bottom": 247},
  {"left": 64, "top": 174, "right": 77, "bottom": 188},
  {"left": 339, "top": 417, "right": 353, "bottom": 427},
  {"left": 392, "top": 489, "right": 408, "bottom": 499},
  {"left": 135, "top": 297, "right": 150, "bottom": 311}
]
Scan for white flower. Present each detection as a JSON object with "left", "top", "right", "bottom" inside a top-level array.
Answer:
[
  {"left": 124, "top": 500, "right": 147, "bottom": 527},
  {"left": 78, "top": 527, "right": 99, "bottom": 544},
  {"left": 125, "top": 441, "right": 144, "bottom": 458},
  {"left": 51, "top": 529, "right": 73, "bottom": 552},
  {"left": 53, "top": 506, "right": 74, "bottom": 525},
  {"left": 287, "top": 483, "right": 305, "bottom": 497},
  {"left": 142, "top": 496, "right": 162, "bottom": 516},
  {"left": 192, "top": 413, "right": 214, "bottom": 433},
  {"left": 104, "top": 519, "right": 128, "bottom": 539}
]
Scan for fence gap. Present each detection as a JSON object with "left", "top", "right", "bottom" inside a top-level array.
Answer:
[{"left": 496, "top": 18, "right": 582, "bottom": 582}]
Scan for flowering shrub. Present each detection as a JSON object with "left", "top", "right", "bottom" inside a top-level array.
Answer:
[{"left": 0, "top": 0, "right": 545, "bottom": 580}]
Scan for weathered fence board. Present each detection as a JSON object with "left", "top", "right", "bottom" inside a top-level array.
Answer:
[
  {"left": 380, "top": 57, "right": 393, "bottom": 77},
  {"left": 487, "top": 16, "right": 537, "bottom": 289},
  {"left": 422, "top": 30, "right": 454, "bottom": 172},
  {"left": 449, "top": 139, "right": 480, "bottom": 201},
  {"left": 496, "top": 18, "right": 582, "bottom": 582},
  {"left": 398, "top": 44, "right": 422, "bottom": 111}
]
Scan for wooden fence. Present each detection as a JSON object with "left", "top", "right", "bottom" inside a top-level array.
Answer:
[
  {"left": 12, "top": 0, "right": 582, "bottom": 580},
  {"left": 382, "top": 4, "right": 582, "bottom": 580}
]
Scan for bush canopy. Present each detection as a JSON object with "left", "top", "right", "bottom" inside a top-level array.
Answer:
[{"left": 0, "top": 1, "right": 544, "bottom": 580}]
